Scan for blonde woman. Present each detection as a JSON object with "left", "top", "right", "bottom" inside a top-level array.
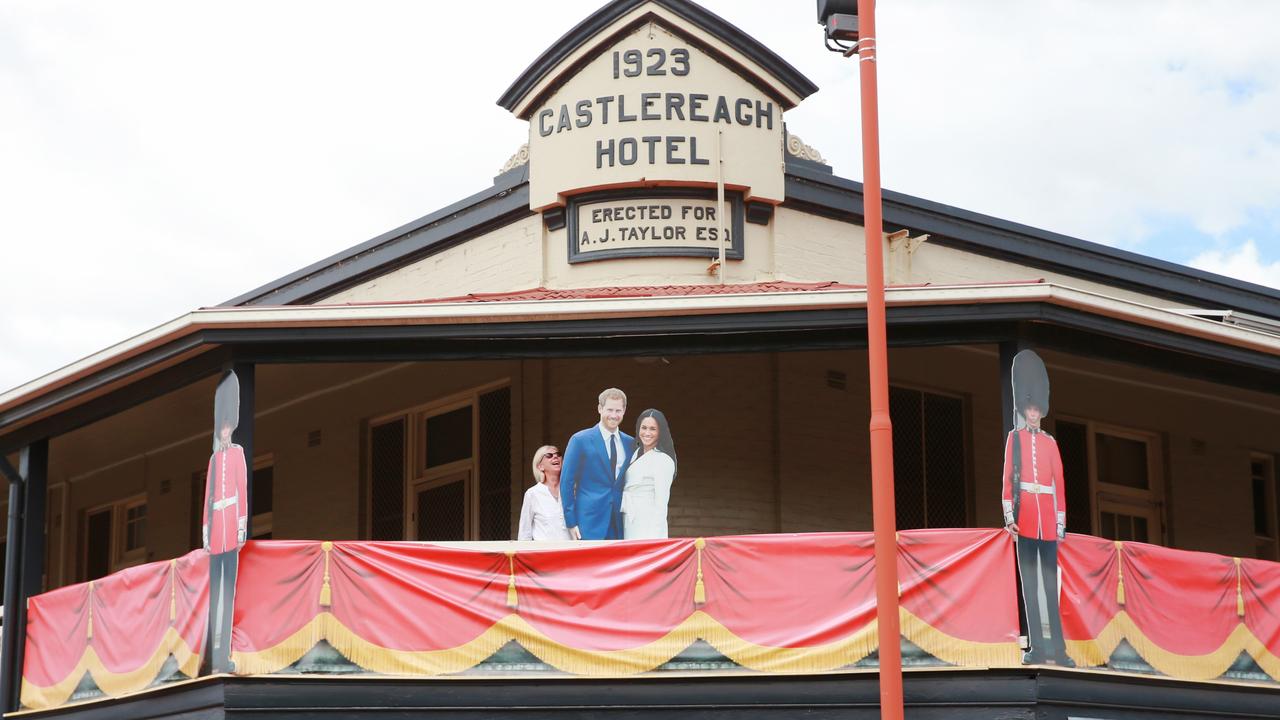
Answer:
[{"left": 517, "top": 445, "right": 572, "bottom": 540}]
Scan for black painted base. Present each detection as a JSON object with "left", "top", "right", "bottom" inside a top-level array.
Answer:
[{"left": 13, "top": 667, "right": 1280, "bottom": 720}]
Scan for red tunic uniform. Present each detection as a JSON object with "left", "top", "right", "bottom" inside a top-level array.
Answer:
[
  {"left": 1001, "top": 428, "right": 1066, "bottom": 540},
  {"left": 203, "top": 444, "right": 248, "bottom": 554}
]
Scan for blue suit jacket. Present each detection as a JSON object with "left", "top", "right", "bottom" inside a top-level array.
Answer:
[{"left": 560, "top": 425, "right": 635, "bottom": 540}]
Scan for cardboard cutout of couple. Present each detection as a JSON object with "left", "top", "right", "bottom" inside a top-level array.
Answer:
[
  {"left": 203, "top": 371, "right": 249, "bottom": 674},
  {"left": 560, "top": 388, "right": 676, "bottom": 540},
  {"left": 1001, "top": 349, "right": 1074, "bottom": 666}
]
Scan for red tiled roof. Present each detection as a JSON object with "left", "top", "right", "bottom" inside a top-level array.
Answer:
[
  {"left": 312, "top": 279, "right": 1048, "bottom": 307},
  {"left": 393, "top": 281, "right": 866, "bottom": 304}
]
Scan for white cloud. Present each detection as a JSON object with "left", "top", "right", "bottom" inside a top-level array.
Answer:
[{"left": 1188, "top": 240, "right": 1280, "bottom": 290}]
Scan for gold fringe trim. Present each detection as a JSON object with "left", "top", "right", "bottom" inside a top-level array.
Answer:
[
  {"left": 1235, "top": 557, "right": 1244, "bottom": 618},
  {"left": 1114, "top": 541, "right": 1125, "bottom": 606},
  {"left": 20, "top": 628, "right": 201, "bottom": 711},
  {"left": 319, "top": 541, "right": 333, "bottom": 608},
  {"left": 232, "top": 606, "right": 1023, "bottom": 678},
  {"left": 232, "top": 610, "right": 883, "bottom": 677},
  {"left": 898, "top": 607, "right": 1021, "bottom": 667},
  {"left": 1064, "top": 610, "right": 1280, "bottom": 682},
  {"left": 693, "top": 538, "right": 706, "bottom": 606},
  {"left": 505, "top": 551, "right": 518, "bottom": 609}
]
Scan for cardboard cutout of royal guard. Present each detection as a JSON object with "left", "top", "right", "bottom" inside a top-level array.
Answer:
[
  {"left": 204, "top": 371, "right": 249, "bottom": 673},
  {"left": 1001, "top": 350, "right": 1074, "bottom": 666}
]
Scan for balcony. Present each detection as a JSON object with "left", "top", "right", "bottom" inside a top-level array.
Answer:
[{"left": 14, "top": 528, "right": 1280, "bottom": 717}]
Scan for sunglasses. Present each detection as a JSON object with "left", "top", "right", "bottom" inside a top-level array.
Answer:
[{"left": 543, "top": 451, "right": 561, "bottom": 459}]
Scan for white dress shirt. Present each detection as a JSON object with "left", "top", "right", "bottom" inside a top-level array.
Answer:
[{"left": 517, "top": 482, "right": 572, "bottom": 541}]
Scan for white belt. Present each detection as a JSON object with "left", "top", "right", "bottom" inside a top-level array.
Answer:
[
  {"left": 1018, "top": 482, "right": 1055, "bottom": 495},
  {"left": 620, "top": 487, "right": 653, "bottom": 514},
  {"left": 213, "top": 495, "right": 238, "bottom": 511}
]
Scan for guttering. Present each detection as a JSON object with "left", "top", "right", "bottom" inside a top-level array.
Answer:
[{"left": 2, "top": 282, "right": 1278, "bottom": 419}]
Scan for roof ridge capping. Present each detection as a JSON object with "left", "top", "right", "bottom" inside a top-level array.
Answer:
[{"left": 497, "top": 0, "right": 818, "bottom": 119}]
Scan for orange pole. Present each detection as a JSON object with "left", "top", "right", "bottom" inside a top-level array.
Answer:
[{"left": 855, "top": 2, "right": 904, "bottom": 719}]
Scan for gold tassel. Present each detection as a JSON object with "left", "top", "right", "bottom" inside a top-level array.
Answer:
[
  {"left": 694, "top": 538, "right": 706, "bottom": 605},
  {"left": 1235, "top": 557, "right": 1244, "bottom": 617},
  {"left": 87, "top": 581, "right": 94, "bottom": 640},
  {"left": 1114, "top": 541, "right": 1125, "bottom": 606},
  {"left": 170, "top": 559, "right": 177, "bottom": 623},
  {"left": 319, "top": 541, "right": 333, "bottom": 607},
  {"left": 506, "top": 551, "right": 518, "bottom": 609}
]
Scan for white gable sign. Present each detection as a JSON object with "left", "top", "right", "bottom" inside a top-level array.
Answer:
[{"left": 527, "top": 20, "right": 784, "bottom": 210}]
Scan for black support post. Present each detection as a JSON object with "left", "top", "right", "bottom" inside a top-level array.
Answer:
[
  {"left": 232, "top": 363, "right": 255, "bottom": 537},
  {"left": 0, "top": 440, "right": 48, "bottom": 712},
  {"left": 0, "top": 455, "right": 25, "bottom": 712}
]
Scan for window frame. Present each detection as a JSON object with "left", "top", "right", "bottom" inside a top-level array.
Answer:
[
  {"left": 80, "top": 492, "right": 148, "bottom": 580},
  {"left": 364, "top": 379, "right": 510, "bottom": 542},
  {"left": 1053, "top": 415, "right": 1165, "bottom": 543},
  {"left": 118, "top": 495, "right": 148, "bottom": 565},
  {"left": 888, "top": 382, "right": 973, "bottom": 530}
]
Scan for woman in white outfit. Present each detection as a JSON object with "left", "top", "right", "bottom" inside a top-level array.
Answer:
[
  {"left": 517, "top": 445, "right": 572, "bottom": 541},
  {"left": 621, "top": 409, "right": 677, "bottom": 539}
]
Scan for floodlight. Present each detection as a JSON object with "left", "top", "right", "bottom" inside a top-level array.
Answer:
[{"left": 817, "top": 0, "right": 860, "bottom": 43}]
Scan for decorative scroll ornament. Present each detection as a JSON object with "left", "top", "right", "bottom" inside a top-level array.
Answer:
[
  {"left": 499, "top": 144, "right": 530, "bottom": 174},
  {"left": 785, "top": 132, "right": 826, "bottom": 163}
]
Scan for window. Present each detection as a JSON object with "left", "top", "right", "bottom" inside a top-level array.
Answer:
[
  {"left": 1053, "top": 420, "right": 1164, "bottom": 544},
  {"left": 366, "top": 383, "right": 511, "bottom": 541},
  {"left": 368, "top": 419, "right": 406, "bottom": 541},
  {"left": 121, "top": 498, "right": 147, "bottom": 561},
  {"left": 412, "top": 401, "right": 473, "bottom": 540},
  {"left": 1252, "top": 455, "right": 1277, "bottom": 561},
  {"left": 79, "top": 494, "right": 147, "bottom": 581},
  {"left": 890, "top": 386, "right": 968, "bottom": 530}
]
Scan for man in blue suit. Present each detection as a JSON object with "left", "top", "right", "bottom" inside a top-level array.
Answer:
[{"left": 561, "top": 387, "right": 634, "bottom": 540}]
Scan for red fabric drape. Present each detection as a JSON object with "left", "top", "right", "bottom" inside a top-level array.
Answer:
[
  {"left": 1060, "top": 534, "right": 1123, "bottom": 644},
  {"left": 515, "top": 538, "right": 696, "bottom": 651},
  {"left": 44, "top": 528, "right": 1280, "bottom": 710},
  {"left": 229, "top": 531, "right": 1018, "bottom": 674},
  {"left": 899, "top": 528, "right": 1019, "bottom": 645},
  {"left": 1120, "top": 541, "right": 1238, "bottom": 656},
  {"left": 174, "top": 550, "right": 210, "bottom": 659},
  {"left": 231, "top": 540, "right": 325, "bottom": 652},
  {"left": 1059, "top": 535, "right": 1280, "bottom": 678},
  {"left": 22, "top": 582, "right": 90, "bottom": 689},
  {"left": 700, "top": 533, "right": 874, "bottom": 647},
  {"left": 1242, "top": 558, "right": 1280, "bottom": 662},
  {"left": 91, "top": 560, "right": 171, "bottom": 674},
  {"left": 21, "top": 549, "right": 207, "bottom": 710}
]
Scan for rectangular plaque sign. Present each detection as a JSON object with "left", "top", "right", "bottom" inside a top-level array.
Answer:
[{"left": 567, "top": 190, "right": 744, "bottom": 264}]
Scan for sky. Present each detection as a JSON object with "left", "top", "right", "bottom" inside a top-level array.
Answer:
[{"left": 2, "top": 0, "right": 1278, "bottom": 394}]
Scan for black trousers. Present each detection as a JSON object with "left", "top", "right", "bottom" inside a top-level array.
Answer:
[
  {"left": 206, "top": 550, "right": 239, "bottom": 674},
  {"left": 1016, "top": 536, "right": 1068, "bottom": 663}
]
